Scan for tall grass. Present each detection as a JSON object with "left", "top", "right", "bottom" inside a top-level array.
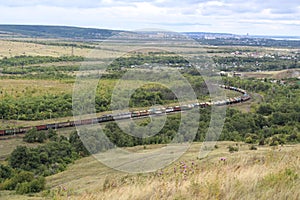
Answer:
[{"left": 46, "top": 143, "right": 299, "bottom": 200}]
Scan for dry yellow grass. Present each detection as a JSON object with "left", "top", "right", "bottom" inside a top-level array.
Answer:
[
  {"left": 242, "top": 68, "right": 300, "bottom": 79},
  {"left": 71, "top": 144, "right": 299, "bottom": 200},
  {"left": 37, "top": 142, "right": 300, "bottom": 200},
  {"left": 0, "top": 79, "right": 73, "bottom": 98},
  {"left": 0, "top": 39, "right": 122, "bottom": 59},
  {"left": 0, "top": 141, "right": 299, "bottom": 200}
]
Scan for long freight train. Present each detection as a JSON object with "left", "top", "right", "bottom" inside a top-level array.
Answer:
[{"left": 0, "top": 85, "right": 250, "bottom": 137}]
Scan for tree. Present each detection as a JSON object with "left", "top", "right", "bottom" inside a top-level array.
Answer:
[
  {"left": 69, "top": 131, "right": 90, "bottom": 157},
  {"left": 0, "top": 165, "right": 13, "bottom": 182},
  {"left": 23, "top": 127, "right": 46, "bottom": 143}
]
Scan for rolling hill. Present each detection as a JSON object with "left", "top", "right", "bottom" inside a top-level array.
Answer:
[{"left": 0, "top": 25, "right": 124, "bottom": 40}]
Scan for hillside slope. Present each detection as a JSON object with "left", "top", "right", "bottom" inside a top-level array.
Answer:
[{"left": 0, "top": 25, "right": 124, "bottom": 39}]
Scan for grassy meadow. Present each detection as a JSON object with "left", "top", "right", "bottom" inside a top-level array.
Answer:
[{"left": 0, "top": 141, "right": 299, "bottom": 200}]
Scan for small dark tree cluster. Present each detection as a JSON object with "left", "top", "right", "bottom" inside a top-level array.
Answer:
[
  {"left": 0, "top": 168, "right": 45, "bottom": 194},
  {"left": 23, "top": 128, "right": 46, "bottom": 143}
]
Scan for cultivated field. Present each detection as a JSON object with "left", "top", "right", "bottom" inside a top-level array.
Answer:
[{"left": 242, "top": 69, "right": 300, "bottom": 79}]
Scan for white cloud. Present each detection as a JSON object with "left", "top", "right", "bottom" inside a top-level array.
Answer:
[{"left": 0, "top": 0, "right": 299, "bottom": 36}]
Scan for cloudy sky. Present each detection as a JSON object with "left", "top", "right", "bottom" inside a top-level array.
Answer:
[{"left": 0, "top": 0, "right": 299, "bottom": 36}]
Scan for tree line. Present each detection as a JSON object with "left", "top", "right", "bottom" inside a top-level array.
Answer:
[{"left": 0, "top": 129, "right": 88, "bottom": 194}]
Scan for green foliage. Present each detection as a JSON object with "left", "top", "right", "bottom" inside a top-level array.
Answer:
[
  {"left": 47, "top": 129, "right": 58, "bottom": 141},
  {"left": 269, "top": 136, "right": 285, "bottom": 146},
  {"left": 69, "top": 131, "right": 90, "bottom": 157},
  {"left": 0, "top": 170, "right": 45, "bottom": 194},
  {"left": 0, "top": 165, "right": 13, "bottom": 183},
  {"left": 1, "top": 171, "right": 34, "bottom": 190},
  {"left": 0, "top": 55, "right": 83, "bottom": 67},
  {"left": 0, "top": 93, "right": 73, "bottom": 120},
  {"left": 258, "top": 138, "right": 265, "bottom": 145},
  {"left": 15, "top": 176, "right": 45, "bottom": 194},
  {"left": 260, "top": 168, "right": 298, "bottom": 188},
  {"left": 9, "top": 140, "right": 75, "bottom": 175},
  {"left": 23, "top": 127, "right": 46, "bottom": 143},
  {"left": 228, "top": 145, "right": 239, "bottom": 153},
  {"left": 0, "top": 25, "right": 120, "bottom": 39},
  {"left": 214, "top": 55, "right": 299, "bottom": 72},
  {"left": 249, "top": 145, "right": 257, "bottom": 150},
  {"left": 257, "top": 103, "right": 274, "bottom": 115},
  {"left": 2, "top": 130, "right": 92, "bottom": 193},
  {"left": 108, "top": 53, "right": 189, "bottom": 70}
]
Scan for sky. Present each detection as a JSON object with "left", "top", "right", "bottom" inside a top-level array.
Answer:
[{"left": 0, "top": 0, "right": 299, "bottom": 36}]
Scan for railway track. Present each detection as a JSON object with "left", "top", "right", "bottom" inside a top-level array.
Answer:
[{"left": 0, "top": 85, "right": 250, "bottom": 137}]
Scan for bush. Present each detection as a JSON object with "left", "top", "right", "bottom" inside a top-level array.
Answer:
[
  {"left": 245, "top": 136, "right": 254, "bottom": 144},
  {"left": 47, "top": 129, "right": 58, "bottom": 141},
  {"left": 23, "top": 128, "right": 46, "bottom": 143},
  {"left": 259, "top": 138, "right": 265, "bottom": 146},
  {"left": 228, "top": 145, "right": 239, "bottom": 153},
  {"left": 1, "top": 171, "right": 34, "bottom": 190},
  {"left": 249, "top": 145, "right": 257, "bottom": 150},
  {"left": 16, "top": 177, "right": 45, "bottom": 194},
  {"left": 269, "top": 136, "right": 285, "bottom": 146},
  {"left": 0, "top": 165, "right": 13, "bottom": 182}
]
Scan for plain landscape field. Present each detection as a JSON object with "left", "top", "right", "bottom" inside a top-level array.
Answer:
[{"left": 0, "top": 26, "right": 299, "bottom": 199}]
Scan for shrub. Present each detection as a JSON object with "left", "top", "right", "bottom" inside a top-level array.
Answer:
[
  {"left": 250, "top": 145, "right": 257, "bottom": 150},
  {"left": 16, "top": 177, "right": 45, "bottom": 194},
  {"left": 228, "top": 145, "right": 238, "bottom": 153},
  {"left": 259, "top": 138, "right": 265, "bottom": 145},
  {"left": 0, "top": 165, "right": 13, "bottom": 182},
  {"left": 1, "top": 171, "right": 34, "bottom": 190},
  {"left": 23, "top": 128, "right": 46, "bottom": 143}
]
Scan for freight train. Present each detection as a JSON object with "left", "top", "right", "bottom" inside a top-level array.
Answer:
[{"left": 0, "top": 85, "right": 250, "bottom": 137}]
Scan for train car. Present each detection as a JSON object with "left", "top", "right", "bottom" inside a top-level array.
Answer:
[
  {"left": 69, "top": 121, "right": 75, "bottom": 127},
  {"left": 36, "top": 124, "right": 47, "bottom": 131},
  {"left": 235, "top": 97, "right": 242, "bottom": 103},
  {"left": 47, "top": 123, "right": 58, "bottom": 129},
  {"left": 225, "top": 99, "right": 231, "bottom": 105},
  {"left": 154, "top": 108, "right": 165, "bottom": 115},
  {"left": 173, "top": 106, "right": 181, "bottom": 111},
  {"left": 241, "top": 94, "right": 250, "bottom": 101},
  {"left": 148, "top": 108, "right": 155, "bottom": 115},
  {"left": 97, "top": 114, "right": 114, "bottom": 123},
  {"left": 113, "top": 112, "right": 131, "bottom": 120},
  {"left": 237, "top": 88, "right": 245, "bottom": 94},
  {"left": 199, "top": 103, "right": 206, "bottom": 108},
  {"left": 5, "top": 129, "right": 16, "bottom": 135},
  {"left": 73, "top": 120, "right": 82, "bottom": 126},
  {"left": 81, "top": 118, "right": 93, "bottom": 125},
  {"left": 205, "top": 102, "right": 212, "bottom": 106},
  {"left": 139, "top": 110, "right": 149, "bottom": 116},
  {"left": 19, "top": 127, "right": 32, "bottom": 133},
  {"left": 181, "top": 104, "right": 194, "bottom": 110},
  {"left": 193, "top": 103, "right": 200, "bottom": 108},
  {"left": 220, "top": 100, "right": 227, "bottom": 106},
  {"left": 92, "top": 118, "right": 99, "bottom": 124},
  {"left": 131, "top": 111, "right": 140, "bottom": 118},
  {"left": 213, "top": 101, "right": 221, "bottom": 106},
  {"left": 0, "top": 130, "right": 5, "bottom": 136},
  {"left": 166, "top": 107, "right": 174, "bottom": 113},
  {"left": 58, "top": 122, "right": 71, "bottom": 128}
]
